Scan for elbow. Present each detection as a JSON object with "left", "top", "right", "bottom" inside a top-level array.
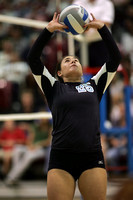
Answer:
[
  {"left": 113, "top": 45, "right": 122, "bottom": 66},
  {"left": 106, "top": 51, "right": 122, "bottom": 72},
  {"left": 27, "top": 53, "right": 44, "bottom": 75},
  {"left": 26, "top": 50, "right": 37, "bottom": 74},
  {"left": 26, "top": 50, "right": 38, "bottom": 70}
]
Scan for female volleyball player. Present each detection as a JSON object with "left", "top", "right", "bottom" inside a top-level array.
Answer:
[{"left": 27, "top": 13, "right": 121, "bottom": 200}]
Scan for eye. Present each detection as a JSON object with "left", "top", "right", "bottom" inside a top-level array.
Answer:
[{"left": 65, "top": 59, "right": 70, "bottom": 62}]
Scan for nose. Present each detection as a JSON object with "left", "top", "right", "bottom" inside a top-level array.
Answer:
[{"left": 71, "top": 59, "right": 76, "bottom": 63}]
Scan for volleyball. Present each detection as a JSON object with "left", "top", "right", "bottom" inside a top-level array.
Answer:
[{"left": 59, "top": 4, "right": 89, "bottom": 35}]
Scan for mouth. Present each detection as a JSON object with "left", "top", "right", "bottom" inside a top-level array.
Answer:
[{"left": 70, "top": 64, "right": 77, "bottom": 67}]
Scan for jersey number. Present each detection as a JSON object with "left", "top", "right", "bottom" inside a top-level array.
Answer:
[{"left": 76, "top": 83, "right": 94, "bottom": 93}]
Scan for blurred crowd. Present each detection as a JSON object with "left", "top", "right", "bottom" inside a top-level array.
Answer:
[{"left": 0, "top": 0, "right": 133, "bottom": 183}]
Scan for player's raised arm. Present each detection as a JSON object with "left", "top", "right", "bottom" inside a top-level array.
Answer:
[
  {"left": 27, "top": 12, "right": 67, "bottom": 75},
  {"left": 85, "top": 13, "right": 121, "bottom": 101},
  {"left": 27, "top": 13, "right": 67, "bottom": 107},
  {"left": 85, "top": 13, "right": 121, "bottom": 71}
]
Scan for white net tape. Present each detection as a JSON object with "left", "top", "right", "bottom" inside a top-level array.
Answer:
[
  {"left": 0, "top": 112, "right": 52, "bottom": 121},
  {"left": 0, "top": 14, "right": 48, "bottom": 29}
]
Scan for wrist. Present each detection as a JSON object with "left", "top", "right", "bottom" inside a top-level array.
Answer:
[
  {"left": 97, "top": 23, "right": 104, "bottom": 30},
  {"left": 46, "top": 25, "right": 54, "bottom": 33}
]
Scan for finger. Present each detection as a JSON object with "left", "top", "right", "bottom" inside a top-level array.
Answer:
[
  {"left": 57, "top": 14, "right": 60, "bottom": 22},
  {"left": 83, "top": 24, "right": 91, "bottom": 29},
  {"left": 90, "top": 13, "right": 96, "bottom": 21},
  {"left": 58, "top": 24, "right": 68, "bottom": 31},
  {"left": 63, "top": 25, "right": 68, "bottom": 29},
  {"left": 60, "top": 24, "right": 68, "bottom": 30},
  {"left": 83, "top": 24, "right": 91, "bottom": 32},
  {"left": 53, "top": 12, "right": 57, "bottom": 20},
  {"left": 83, "top": 24, "right": 88, "bottom": 28},
  {"left": 83, "top": 23, "right": 94, "bottom": 29}
]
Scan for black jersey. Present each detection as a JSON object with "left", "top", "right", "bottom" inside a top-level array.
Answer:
[{"left": 27, "top": 25, "right": 121, "bottom": 152}]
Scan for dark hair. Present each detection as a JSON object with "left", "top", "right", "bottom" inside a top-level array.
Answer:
[
  {"left": 55, "top": 60, "right": 64, "bottom": 82},
  {"left": 55, "top": 55, "right": 81, "bottom": 82}
]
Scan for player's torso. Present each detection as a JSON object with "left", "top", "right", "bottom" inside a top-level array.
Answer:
[{"left": 50, "top": 80, "right": 101, "bottom": 152}]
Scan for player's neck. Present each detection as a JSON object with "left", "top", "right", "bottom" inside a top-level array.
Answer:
[{"left": 63, "top": 76, "right": 81, "bottom": 83}]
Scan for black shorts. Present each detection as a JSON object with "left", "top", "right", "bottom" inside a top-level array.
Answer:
[{"left": 48, "top": 149, "right": 106, "bottom": 181}]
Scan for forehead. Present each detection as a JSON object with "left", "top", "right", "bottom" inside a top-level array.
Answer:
[{"left": 62, "top": 56, "right": 79, "bottom": 61}]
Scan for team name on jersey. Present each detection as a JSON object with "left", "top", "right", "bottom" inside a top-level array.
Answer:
[{"left": 75, "top": 83, "right": 94, "bottom": 93}]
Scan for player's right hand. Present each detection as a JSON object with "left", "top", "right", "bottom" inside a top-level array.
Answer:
[{"left": 46, "top": 12, "right": 68, "bottom": 33}]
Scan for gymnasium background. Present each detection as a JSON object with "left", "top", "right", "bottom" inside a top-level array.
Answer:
[{"left": 0, "top": 0, "right": 133, "bottom": 199}]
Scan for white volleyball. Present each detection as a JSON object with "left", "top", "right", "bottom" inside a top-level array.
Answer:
[{"left": 59, "top": 4, "right": 89, "bottom": 35}]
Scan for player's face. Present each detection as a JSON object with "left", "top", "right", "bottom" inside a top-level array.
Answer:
[{"left": 58, "top": 56, "right": 83, "bottom": 82}]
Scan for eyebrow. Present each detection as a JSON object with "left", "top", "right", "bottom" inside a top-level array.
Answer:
[
  {"left": 64, "top": 57, "right": 71, "bottom": 60},
  {"left": 64, "top": 57, "right": 79, "bottom": 61}
]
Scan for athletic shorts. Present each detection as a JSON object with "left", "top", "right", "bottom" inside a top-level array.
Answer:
[{"left": 48, "top": 149, "right": 106, "bottom": 181}]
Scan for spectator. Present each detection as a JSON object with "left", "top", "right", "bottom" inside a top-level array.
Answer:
[
  {"left": 110, "top": 100, "right": 126, "bottom": 127},
  {"left": 106, "top": 135, "right": 127, "bottom": 169},
  {"left": 13, "top": 88, "right": 36, "bottom": 114},
  {"left": 109, "top": 74, "right": 126, "bottom": 127},
  {"left": 0, "top": 51, "right": 30, "bottom": 85},
  {"left": 121, "top": 17, "right": 133, "bottom": 67},
  {"left": 0, "top": 79, "right": 13, "bottom": 113},
  {"left": 0, "top": 120, "right": 26, "bottom": 177},
  {"left": 5, "top": 118, "right": 52, "bottom": 185},
  {"left": 0, "top": 51, "right": 30, "bottom": 104},
  {"left": 0, "top": 40, "right": 14, "bottom": 67},
  {"left": 24, "top": 0, "right": 48, "bottom": 22},
  {"left": 21, "top": 33, "right": 38, "bottom": 61},
  {"left": 45, "top": 0, "right": 72, "bottom": 19},
  {"left": 112, "top": 0, "right": 130, "bottom": 6},
  {"left": 7, "top": 25, "right": 28, "bottom": 56}
]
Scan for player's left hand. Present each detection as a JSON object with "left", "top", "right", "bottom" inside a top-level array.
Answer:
[{"left": 84, "top": 13, "right": 104, "bottom": 31}]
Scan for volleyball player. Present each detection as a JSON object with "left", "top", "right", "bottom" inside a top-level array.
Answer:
[{"left": 27, "top": 13, "right": 121, "bottom": 200}]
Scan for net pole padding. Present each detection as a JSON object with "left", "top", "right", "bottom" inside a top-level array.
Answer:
[
  {"left": 83, "top": 64, "right": 129, "bottom": 86},
  {"left": 0, "top": 14, "right": 48, "bottom": 29},
  {"left": 0, "top": 112, "right": 52, "bottom": 121}
]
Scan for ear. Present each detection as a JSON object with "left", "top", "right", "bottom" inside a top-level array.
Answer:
[{"left": 57, "top": 70, "right": 62, "bottom": 77}]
